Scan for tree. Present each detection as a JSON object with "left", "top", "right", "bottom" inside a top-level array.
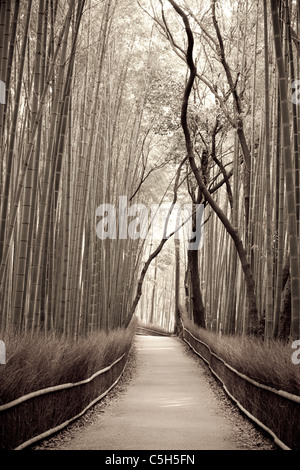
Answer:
[{"left": 167, "top": 0, "right": 259, "bottom": 334}]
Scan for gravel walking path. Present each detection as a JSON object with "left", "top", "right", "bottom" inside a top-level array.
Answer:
[{"left": 35, "top": 335, "right": 276, "bottom": 451}]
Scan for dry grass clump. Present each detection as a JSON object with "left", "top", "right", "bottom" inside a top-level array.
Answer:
[
  {"left": 183, "top": 317, "right": 300, "bottom": 396},
  {"left": 0, "top": 317, "right": 137, "bottom": 405}
]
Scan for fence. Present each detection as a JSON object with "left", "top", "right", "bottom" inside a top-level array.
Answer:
[
  {"left": 182, "top": 324, "right": 300, "bottom": 450},
  {"left": 136, "top": 326, "right": 171, "bottom": 336},
  {"left": 0, "top": 352, "right": 129, "bottom": 450}
]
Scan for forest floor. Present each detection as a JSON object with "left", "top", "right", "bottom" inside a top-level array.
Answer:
[{"left": 33, "top": 335, "right": 277, "bottom": 451}]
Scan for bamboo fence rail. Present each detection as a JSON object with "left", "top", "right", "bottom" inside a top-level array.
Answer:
[{"left": 182, "top": 323, "right": 300, "bottom": 450}]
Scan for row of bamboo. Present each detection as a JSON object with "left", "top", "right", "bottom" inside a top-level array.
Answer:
[
  {"left": 1, "top": 0, "right": 300, "bottom": 343},
  {"left": 0, "top": 0, "right": 156, "bottom": 336},
  {"left": 138, "top": 0, "right": 300, "bottom": 341}
]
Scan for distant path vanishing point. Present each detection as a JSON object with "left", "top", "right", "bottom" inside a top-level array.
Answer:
[{"left": 53, "top": 335, "right": 274, "bottom": 450}]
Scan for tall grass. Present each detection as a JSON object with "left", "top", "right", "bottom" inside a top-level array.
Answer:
[
  {"left": 0, "top": 317, "right": 137, "bottom": 406},
  {"left": 183, "top": 317, "right": 300, "bottom": 396}
]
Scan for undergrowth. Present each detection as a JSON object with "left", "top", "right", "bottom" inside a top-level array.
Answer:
[
  {"left": 183, "top": 316, "right": 300, "bottom": 396},
  {"left": 0, "top": 317, "right": 137, "bottom": 406}
]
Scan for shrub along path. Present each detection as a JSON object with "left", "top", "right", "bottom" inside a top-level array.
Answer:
[{"left": 47, "top": 335, "right": 275, "bottom": 450}]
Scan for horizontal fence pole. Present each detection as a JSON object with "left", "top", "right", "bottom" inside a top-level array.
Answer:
[
  {"left": 136, "top": 326, "right": 171, "bottom": 336},
  {"left": 182, "top": 324, "right": 300, "bottom": 451},
  {"left": 182, "top": 326, "right": 300, "bottom": 404},
  {"left": 0, "top": 353, "right": 125, "bottom": 412},
  {"left": 14, "top": 359, "right": 128, "bottom": 450}
]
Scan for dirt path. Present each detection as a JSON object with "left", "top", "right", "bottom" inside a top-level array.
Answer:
[{"left": 44, "top": 335, "right": 275, "bottom": 451}]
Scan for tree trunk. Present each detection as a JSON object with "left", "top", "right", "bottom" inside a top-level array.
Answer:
[
  {"left": 168, "top": 0, "right": 259, "bottom": 334},
  {"left": 187, "top": 248, "right": 206, "bottom": 328},
  {"left": 270, "top": 0, "right": 300, "bottom": 338},
  {"left": 279, "top": 274, "right": 291, "bottom": 341},
  {"left": 174, "top": 237, "right": 181, "bottom": 333}
]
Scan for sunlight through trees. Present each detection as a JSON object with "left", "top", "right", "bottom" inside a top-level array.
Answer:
[{"left": 0, "top": 0, "right": 299, "bottom": 343}]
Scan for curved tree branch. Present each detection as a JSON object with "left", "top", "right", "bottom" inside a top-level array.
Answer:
[
  {"left": 123, "top": 156, "right": 188, "bottom": 327},
  {"left": 167, "top": 0, "right": 258, "bottom": 334}
]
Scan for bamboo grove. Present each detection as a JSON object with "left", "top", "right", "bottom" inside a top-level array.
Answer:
[
  {"left": 0, "top": 0, "right": 300, "bottom": 343},
  {"left": 137, "top": 0, "right": 300, "bottom": 342},
  {"left": 0, "top": 0, "right": 160, "bottom": 336}
]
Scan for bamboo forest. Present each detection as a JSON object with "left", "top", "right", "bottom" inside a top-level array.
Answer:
[{"left": 0, "top": 0, "right": 300, "bottom": 453}]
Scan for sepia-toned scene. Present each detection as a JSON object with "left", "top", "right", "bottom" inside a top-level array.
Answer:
[{"left": 0, "top": 0, "right": 299, "bottom": 456}]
